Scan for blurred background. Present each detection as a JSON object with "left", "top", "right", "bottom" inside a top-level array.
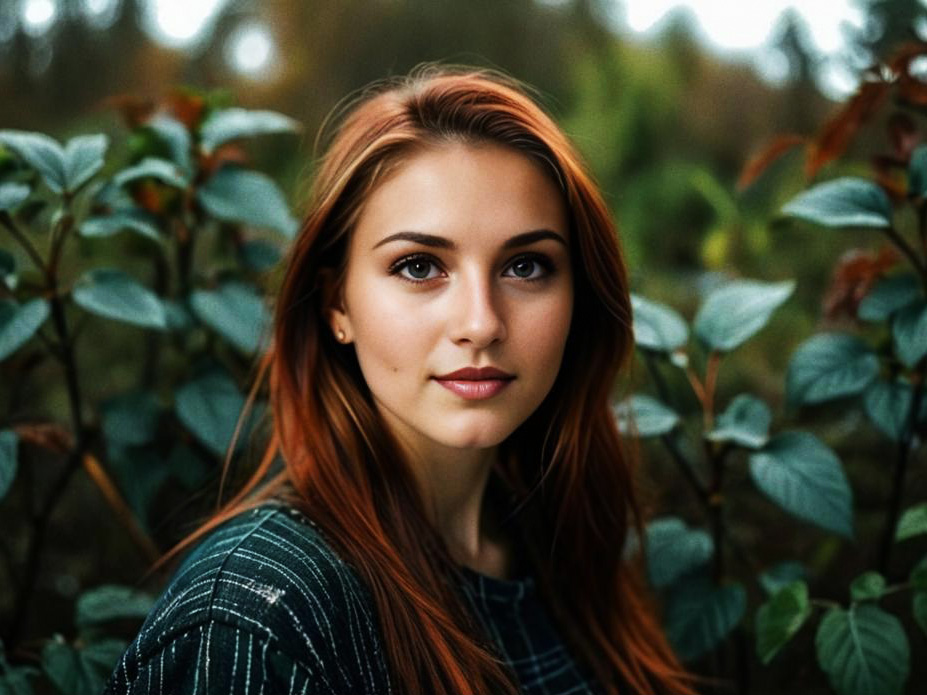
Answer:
[{"left": 2, "top": 1, "right": 927, "bottom": 693}]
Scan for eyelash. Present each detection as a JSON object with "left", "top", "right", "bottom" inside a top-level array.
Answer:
[{"left": 387, "top": 252, "right": 555, "bottom": 286}]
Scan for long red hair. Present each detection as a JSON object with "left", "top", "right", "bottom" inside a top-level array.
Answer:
[{"left": 169, "top": 65, "right": 697, "bottom": 694}]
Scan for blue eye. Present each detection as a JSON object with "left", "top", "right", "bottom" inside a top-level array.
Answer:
[{"left": 388, "top": 252, "right": 555, "bottom": 285}]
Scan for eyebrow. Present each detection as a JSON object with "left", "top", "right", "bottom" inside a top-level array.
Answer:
[{"left": 371, "top": 229, "right": 568, "bottom": 251}]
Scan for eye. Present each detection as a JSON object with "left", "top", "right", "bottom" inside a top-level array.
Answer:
[
  {"left": 389, "top": 253, "right": 444, "bottom": 284},
  {"left": 503, "top": 254, "right": 554, "bottom": 281}
]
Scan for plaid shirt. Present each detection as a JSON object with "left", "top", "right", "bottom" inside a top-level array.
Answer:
[{"left": 105, "top": 502, "right": 605, "bottom": 694}]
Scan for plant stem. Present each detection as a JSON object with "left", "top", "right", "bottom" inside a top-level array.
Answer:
[
  {"left": 0, "top": 212, "right": 48, "bottom": 279},
  {"left": 882, "top": 225, "right": 927, "bottom": 290},
  {"left": 876, "top": 359, "right": 926, "bottom": 577}
]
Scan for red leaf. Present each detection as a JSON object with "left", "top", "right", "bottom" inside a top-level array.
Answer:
[
  {"left": 887, "top": 112, "right": 920, "bottom": 160},
  {"left": 823, "top": 246, "right": 900, "bottom": 320},
  {"left": 13, "top": 422, "right": 74, "bottom": 454},
  {"left": 104, "top": 94, "right": 156, "bottom": 129},
  {"left": 807, "top": 80, "right": 892, "bottom": 179},
  {"left": 737, "top": 134, "right": 806, "bottom": 190},
  {"left": 167, "top": 90, "right": 206, "bottom": 130}
]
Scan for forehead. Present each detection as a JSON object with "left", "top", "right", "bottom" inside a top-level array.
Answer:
[{"left": 352, "top": 142, "right": 568, "bottom": 248}]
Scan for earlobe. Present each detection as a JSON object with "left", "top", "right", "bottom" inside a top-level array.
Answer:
[{"left": 319, "top": 268, "right": 353, "bottom": 344}]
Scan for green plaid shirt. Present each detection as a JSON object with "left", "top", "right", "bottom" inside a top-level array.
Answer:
[{"left": 105, "top": 501, "right": 604, "bottom": 694}]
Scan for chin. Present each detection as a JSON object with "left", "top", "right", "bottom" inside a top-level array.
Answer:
[{"left": 437, "top": 418, "right": 519, "bottom": 450}]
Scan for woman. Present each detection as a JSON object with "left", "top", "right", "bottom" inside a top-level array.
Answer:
[{"left": 105, "top": 65, "right": 696, "bottom": 695}]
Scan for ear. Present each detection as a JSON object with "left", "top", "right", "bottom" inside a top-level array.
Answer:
[{"left": 318, "top": 267, "right": 353, "bottom": 344}]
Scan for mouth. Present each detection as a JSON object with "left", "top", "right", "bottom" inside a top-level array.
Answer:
[{"left": 431, "top": 377, "right": 514, "bottom": 400}]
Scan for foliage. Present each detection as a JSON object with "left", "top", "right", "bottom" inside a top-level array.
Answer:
[
  {"left": 0, "top": 89, "right": 298, "bottom": 692},
  {"left": 623, "top": 42, "right": 927, "bottom": 694}
]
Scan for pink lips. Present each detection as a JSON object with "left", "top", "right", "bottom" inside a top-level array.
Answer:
[{"left": 432, "top": 366, "right": 515, "bottom": 401}]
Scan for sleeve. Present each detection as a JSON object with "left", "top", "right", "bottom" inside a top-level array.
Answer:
[{"left": 104, "top": 619, "right": 328, "bottom": 695}]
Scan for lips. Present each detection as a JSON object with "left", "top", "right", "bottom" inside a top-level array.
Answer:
[
  {"left": 432, "top": 366, "right": 515, "bottom": 401},
  {"left": 433, "top": 366, "right": 515, "bottom": 380}
]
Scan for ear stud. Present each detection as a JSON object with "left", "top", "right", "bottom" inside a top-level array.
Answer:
[{"left": 337, "top": 329, "right": 346, "bottom": 342}]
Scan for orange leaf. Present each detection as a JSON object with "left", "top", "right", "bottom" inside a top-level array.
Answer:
[
  {"left": 737, "top": 134, "right": 806, "bottom": 190},
  {"left": 103, "top": 94, "right": 156, "bottom": 129},
  {"left": 13, "top": 422, "right": 74, "bottom": 454},
  {"left": 806, "top": 80, "right": 892, "bottom": 179},
  {"left": 823, "top": 246, "right": 900, "bottom": 320},
  {"left": 168, "top": 90, "right": 206, "bottom": 130}
]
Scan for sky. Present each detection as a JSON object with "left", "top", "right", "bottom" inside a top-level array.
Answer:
[{"left": 15, "top": 0, "right": 924, "bottom": 97}]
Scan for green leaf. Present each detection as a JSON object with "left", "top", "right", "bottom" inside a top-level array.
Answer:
[
  {"left": 162, "top": 299, "right": 193, "bottom": 333},
  {"left": 0, "top": 130, "right": 67, "bottom": 193},
  {"left": 147, "top": 114, "right": 192, "bottom": 175},
  {"left": 175, "top": 369, "right": 258, "bottom": 457},
  {"left": 864, "top": 379, "right": 913, "bottom": 442},
  {"left": 759, "top": 562, "right": 808, "bottom": 596},
  {"left": 167, "top": 443, "right": 209, "bottom": 489},
  {"left": 644, "top": 517, "right": 713, "bottom": 589},
  {"left": 749, "top": 432, "right": 854, "bottom": 538},
  {"left": 613, "top": 394, "right": 680, "bottom": 437},
  {"left": 72, "top": 268, "right": 167, "bottom": 330},
  {"left": 0, "top": 298, "right": 50, "bottom": 361},
  {"left": 756, "top": 580, "right": 811, "bottom": 664},
  {"left": 914, "top": 593, "right": 927, "bottom": 637},
  {"left": 63, "top": 134, "right": 108, "bottom": 193},
  {"left": 815, "top": 604, "right": 909, "bottom": 695},
  {"left": 786, "top": 333, "right": 879, "bottom": 407},
  {"left": 107, "top": 446, "right": 170, "bottom": 528},
  {"left": 896, "top": 503, "right": 927, "bottom": 542},
  {"left": 706, "top": 394, "right": 771, "bottom": 449},
  {"left": 113, "top": 157, "right": 188, "bottom": 189},
  {"left": 850, "top": 571, "right": 886, "bottom": 601},
  {"left": 781, "top": 177, "right": 893, "bottom": 228},
  {"left": 41, "top": 637, "right": 127, "bottom": 695},
  {"left": 0, "top": 429, "right": 18, "bottom": 501},
  {"left": 912, "top": 556, "right": 927, "bottom": 592},
  {"left": 199, "top": 107, "right": 300, "bottom": 153},
  {"left": 693, "top": 279, "right": 794, "bottom": 352},
  {"left": 0, "top": 182, "right": 30, "bottom": 211},
  {"left": 189, "top": 282, "right": 270, "bottom": 354},
  {"left": 0, "top": 645, "right": 39, "bottom": 695},
  {"left": 80, "top": 209, "right": 162, "bottom": 243},
  {"left": 892, "top": 300, "right": 927, "bottom": 368},
  {"left": 101, "top": 391, "right": 160, "bottom": 447},
  {"left": 630, "top": 293, "right": 689, "bottom": 353},
  {"left": 665, "top": 575, "right": 746, "bottom": 662},
  {"left": 75, "top": 585, "right": 154, "bottom": 629},
  {"left": 197, "top": 167, "right": 297, "bottom": 237},
  {"left": 239, "top": 239, "right": 283, "bottom": 271},
  {"left": 908, "top": 144, "right": 927, "bottom": 197},
  {"left": 857, "top": 273, "right": 921, "bottom": 322}
]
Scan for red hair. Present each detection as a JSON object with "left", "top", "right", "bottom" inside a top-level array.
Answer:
[{"left": 170, "top": 65, "right": 697, "bottom": 694}]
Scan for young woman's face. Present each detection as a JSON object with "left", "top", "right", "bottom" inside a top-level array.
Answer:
[{"left": 328, "top": 142, "right": 573, "bottom": 462}]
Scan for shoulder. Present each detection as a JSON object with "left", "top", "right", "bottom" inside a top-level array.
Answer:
[{"left": 106, "top": 502, "right": 391, "bottom": 694}]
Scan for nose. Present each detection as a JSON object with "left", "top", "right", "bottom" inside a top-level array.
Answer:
[{"left": 447, "top": 269, "right": 507, "bottom": 348}]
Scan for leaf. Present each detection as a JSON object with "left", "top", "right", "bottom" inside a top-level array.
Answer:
[
  {"left": 101, "top": 391, "right": 160, "bottom": 447},
  {"left": 823, "top": 246, "right": 900, "bottom": 320},
  {"left": 781, "top": 177, "right": 893, "bottom": 229},
  {"left": 858, "top": 273, "right": 921, "bottom": 321},
  {"left": 756, "top": 580, "right": 811, "bottom": 664},
  {"left": 693, "top": 279, "right": 794, "bottom": 352},
  {"left": 75, "top": 585, "right": 154, "bottom": 629},
  {"left": 613, "top": 394, "right": 680, "bottom": 437},
  {"left": 706, "top": 394, "right": 771, "bottom": 449},
  {"left": 113, "top": 157, "right": 188, "bottom": 189},
  {"left": 147, "top": 113, "right": 192, "bottom": 175},
  {"left": 896, "top": 503, "right": 927, "bottom": 542},
  {"left": 912, "top": 556, "right": 927, "bottom": 592},
  {"left": 665, "top": 575, "right": 746, "bottom": 662},
  {"left": 909, "top": 144, "right": 927, "bottom": 196},
  {"left": 737, "top": 134, "right": 806, "bottom": 190},
  {"left": 815, "top": 604, "right": 909, "bottom": 695},
  {"left": 914, "top": 593, "right": 927, "bottom": 637},
  {"left": 0, "top": 182, "right": 30, "bottom": 211},
  {"left": 760, "top": 562, "right": 808, "bottom": 596},
  {"left": 175, "top": 369, "right": 257, "bottom": 457},
  {"left": 0, "top": 298, "right": 50, "bottom": 362},
  {"left": 0, "top": 130, "right": 67, "bottom": 193},
  {"left": 72, "top": 268, "right": 167, "bottom": 330},
  {"left": 189, "top": 282, "right": 270, "bottom": 354},
  {"left": 850, "top": 571, "right": 886, "bottom": 602},
  {"left": 786, "top": 333, "right": 879, "bottom": 407},
  {"left": 239, "top": 239, "right": 283, "bottom": 271},
  {"left": 80, "top": 208, "right": 162, "bottom": 243},
  {"left": 63, "top": 134, "right": 108, "bottom": 193},
  {"left": 749, "top": 432, "right": 854, "bottom": 538},
  {"left": 0, "top": 653, "right": 38, "bottom": 695},
  {"left": 197, "top": 167, "right": 297, "bottom": 237},
  {"left": 892, "top": 300, "right": 927, "bottom": 367},
  {"left": 41, "top": 637, "right": 127, "bottom": 695},
  {"left": 630, "top": 293, "right": 689, "bottom": 353},
  {"left": 644, "top": 517, "right": 713, "bottom": 589},
  {"left": 200, "top": 107, "right": 301, "bottom": 153},
  {"left": 107, "top": 447, "right": 170, "bottom": 528},
  {"left": 864, "top": 379, "right": 913, "bottom": 442},
  {"left": 0, "top": 429, "right": 18, "bottom": 501}
]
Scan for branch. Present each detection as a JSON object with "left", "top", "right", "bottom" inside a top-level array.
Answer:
[
  {"left": 882, "top": 225, "right": 927, "bottom": 290},
  {"left": 0, "top": 211, "right": 47, "bottom": 278}
]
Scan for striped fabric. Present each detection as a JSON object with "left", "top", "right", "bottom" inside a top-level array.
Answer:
[{"left": 105, "top": 501, "right": 605, "bottom": 694}]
